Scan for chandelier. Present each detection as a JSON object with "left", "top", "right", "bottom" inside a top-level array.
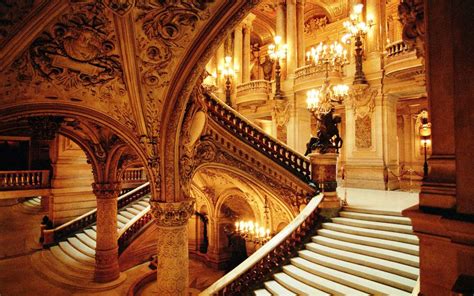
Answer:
[{"left": 232, "top": 196, "right": 272, "bottom": 246}]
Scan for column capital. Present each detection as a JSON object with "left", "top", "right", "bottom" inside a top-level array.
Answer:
[
  {"left": 92, "top": 182, "right": 121, "bottom": 199},
  {"left": 151, "top": 199, "right": 195, "bottom": 227}
]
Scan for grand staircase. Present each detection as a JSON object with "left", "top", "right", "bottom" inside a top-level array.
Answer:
[
  {"left": 31, "top": 194, "right": 151, "bottom": 290},
  {"left": 17, "top": 196, "right": 44, "bottom": 214},
  {"left": 253, "top": 207, "right": 419, "bottom": 296}
]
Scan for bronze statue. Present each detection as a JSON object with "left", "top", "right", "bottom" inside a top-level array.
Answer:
[{"left": 305, "top": 108, "right": 343, "bottom": 155}]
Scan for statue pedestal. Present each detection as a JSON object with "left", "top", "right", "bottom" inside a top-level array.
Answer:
[{"left": 309, "top": 152, "right": 341, "bottom": 217}]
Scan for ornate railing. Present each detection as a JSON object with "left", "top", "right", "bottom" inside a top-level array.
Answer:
[
  {"left": 236, "top": 80, "right": 271, "bottom": 97},
  {"left": 200, "top": 194, "right": 323, "bottom": 296},
  {"left": 203, "top": 92, "right": 311, "bottom": 183},
  {"left": 41, "top": 182, "right": 150, "bottom": 246},
  {"left": 118, "top": 207, "right": 153, "bottom": 254},
  {"left": 0, "top": 170, "right": 50, "bottom": 190},
  {"left": 386, "top": 40, "right": 410, "bottom": 57},
  {"left": 122, "top": 167, "right": 147, "bottom": 183},
  {"left": 294, "top": 64, "right": 342, "bottom": 84}
]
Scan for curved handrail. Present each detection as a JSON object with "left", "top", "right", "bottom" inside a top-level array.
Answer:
[
  {"left": 117, "top": 206, "right": 153, "bottom": 254},
  {"left": 200, "top": 193, "right": 323, "bottom": 296},
  {"left": 203, "top": 91, "right": 311, "bottom": 183},
  {"left": 41, "top": 182, "right": 150, "bottom": 245}
]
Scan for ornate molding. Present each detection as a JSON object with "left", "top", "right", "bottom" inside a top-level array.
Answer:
[
  {"left": 398, "top": 0, "right": 425, "bottom": 58},
  {"left": 272, "top": 99, "right": 291, "bottom": 128},
  {"left": 105, "top": 0, "right": 135, "bottom": 16},
  {"left": 348, "top": 84, "right": 378, "bottom": 118},
  {"left": 150, "top": 199, "right": 195, "bottom": 227},
  {"left": 304, "top": 16, "right": 328, "bottom": 36},
  {"left": 27, "top": 116, "right": 64, "bottom": 141},
  {"left": 92, "top": 182, "right": 122, "bottom": 199}
]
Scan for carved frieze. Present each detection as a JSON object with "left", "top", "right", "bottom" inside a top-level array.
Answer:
[
  {"left": 105, "top": 0, "right": 135, "bottom": 16},
  {"left": 355, "top": 115, "right": 372, "bottom": 149},
  {"left": 348, "top": 85, "right": 378, "bottom": 118},
  {"left": 150, "top": 199, "right": 195, "bottom": 227},
  {"left": 304, "top": 16, "right": 328, "bottom": 36}
]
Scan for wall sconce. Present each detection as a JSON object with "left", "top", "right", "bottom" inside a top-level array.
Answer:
[{"left": 221, "top": 56, "right": 235, "bottom": 107}]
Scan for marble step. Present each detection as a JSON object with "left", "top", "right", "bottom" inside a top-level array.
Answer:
[
  {"left": 120, "top": 211, "right": 136, "bottom": 220},
  {"left": 339, "top": 211, "right": 412, "bottom": 225},
  {"left": 117, "top": 214, "right": 130, "bottom": 224},
  {"left": 305, "top": 242, "right": 419, "bottom": 280},
  {"left": 117, "top": 220, "right": 125, "bottom": 229},
  {"left": 92, "top": 225, "right": 97, "bottom": 231},
  {"left": 59, "top": 242, "right": 95, "bottom": 265},
  {"left": 42, "top": 250, "right": 93, "bottom": 281},
  {"left": 298, "top": 250, "right": 416, "bottom": 292},
  {"left": 317, "top": 229, "right": 419, "bottom": 255},
  {"left": 75, "top": 233, "right": 96, "bottom": 249},
  {"left": 132, "top": 204, "right": 146, "bottom": 211},
  {"left": 282, "top": 264, "right": 369, "bottom": 296},
  {"left": 291, "top": 257, "right": 411, "bottom": 296},
  {"left": 274, "top": 272, "right": 329, "bottom": 295},
  {"left": 342, "top": 206, "right": 403, "bottom": 217},
  {"left": 312, "top": 236, "right": 419, "bottom": 267},
  {"left": 67, "top": 237, "right": 96, "bottom": 258},
  {"left": 253, "top": 289, "right": 272, "bottom": 296},
  {"left": 84, "top": 228, "right": 97, "bottom": 240},
  {"left": 126, "top": 207, "right": 141, "bottom": 215},
  {"left": 50, "top": 246, "right": 93, "bottom": 272},
  {"left": 331, "top": 217, "right": 414, "bottom": 234},
  {"left": 137, "top": 201, "right": 149, "bottom": 207},
  {"left": 264, "top": 280, "right": 296, "bottom": 296},
  {"left": 322, "top": 222, "right": 419, "bottom": 245}
]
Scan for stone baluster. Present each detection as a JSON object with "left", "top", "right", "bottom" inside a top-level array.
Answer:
[{"left": 92, "top": 182, "right": 121, "bottom": 282}]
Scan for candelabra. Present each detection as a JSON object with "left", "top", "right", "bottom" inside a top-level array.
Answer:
[
  {"left": 305, "top": 41, "right": 348, "bottom": 155},
  {"left": 221, "top": 56, "right": 235, "bottom": 106},
  {"left": 341, "top": 4, "right": 374, "bottom": 85},
  {"left": 232, "top": 196, "right": 272, "bottom": 246},
  {"left": 268, "top": 35, "right": 287, "bottom": 100}
]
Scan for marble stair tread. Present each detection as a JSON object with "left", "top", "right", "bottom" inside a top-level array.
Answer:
[
  {"left": 253, "top": 289, "right": 272, "bottom": 296},
  {"left": 117, "top": 220, "right": 125, "bottom": 229},
  {"left": 312, "top": 236, "right": 419, "bottom": 267},
  {"left": 322, "top": 222, "right": 419, "bottom": 245},
  {"left": 25, "top": 199, "right": 40, "bottom": 206},
  {"left": 282, "top": 264, "right": 369, "bottom": 296},
  {"left": 59, "top": 241, "right": 95, "bottom": 265},
  {"left": 137, "top": 201, "right": 149, "bottom": 207},
  {"left": 50, "top": 246, "right": 94, "bottom": 272},
  {"left": 298, "top": 250, "right": 416, "bottom": 291},
  {"left": 117, "top": 214, "right": 130, "bottom": 224},
  {"left": 273, "top": 272, "right": 330, "bottom": 296},
  {"left": 342, "top": 206, "right": 403, "bottom": 217},
  {"left": 132, "top": 204, "right": 146, "bottom": 211},
  {"left": 75, "top": 233, "right": 97, "bottom": 249},
  {"left": 67, "top": 237, "right": 96, "bottom": 258},
  {"left": 339, "top": 211, "right": 412, "bottom": 225},
  {"left": 126, "top": 208, "right": 141, "bottom": 215},
  {"left": 331, "top": 217, "right": 414, "bottom": 234},
  {"left": 142, "top": 196, "right": 150, "bottom": 202},
  {"left": 84, "top": 228, "right": 97, "bottom": 240},
  {"left": 264, "top": 280, "right": 297, "bottom": 296},
  {"left": 41, "top": 250, "right": 93, "bottom": 281},
  {"left": 305, "top": 242, "right": 419, "bottom": 280},
  {"left": 92, "top": 225, "right": 97, "bottom": 231},
  {"left": 119, "top": 211, "right": 136, "bottom": 220},
  {"left": 291, "top": 257, "right": 411, "bottom": 296},
  {"left": 317, "top": 229, "right": 419, "bottom": 255}
]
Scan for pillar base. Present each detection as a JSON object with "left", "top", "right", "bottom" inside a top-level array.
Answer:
[{"left": 94, "top": 247, "right": 120, "bottom": 283}]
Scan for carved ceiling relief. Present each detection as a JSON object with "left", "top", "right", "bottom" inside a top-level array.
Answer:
[
  {"left": 0, "top": 1, "right": 136, "bottom": 133},
  {"left": 0, "top": 0, "right": 38, "bottom": 48}
]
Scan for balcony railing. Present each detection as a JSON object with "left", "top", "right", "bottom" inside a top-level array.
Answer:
[
  {"left": 294, "top": 64, "right": 343, "bottom": 86},
  {"left": 203, "top": 92, "right": 311, "bottom": 183},
  {"left": 386, "top": 40, "right": 410, "bottom": 57},
  {"left": 122, "top": 167, "right": 147, "bottom": 183},
  {"left": 235, "top": 80, "right": 271, "bottom": 106},
  {"left": 0, "top": 170, "right": 50, "bottom": 190}
]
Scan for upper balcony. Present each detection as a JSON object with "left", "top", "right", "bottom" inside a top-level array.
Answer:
[
  {"left": 294, "top": 64, "right": 344, "bottom": 93},
  {"left": 384, "top": 40, "right": 424, "bottom": 80},
  {"left": 235, "top": 80, "right": 271, "bottom": 107}
]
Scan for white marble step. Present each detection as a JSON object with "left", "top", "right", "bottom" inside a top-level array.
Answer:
[
  {"left": 84, "top": 228, "right": 97, "bottom": 240},
  {"left": 67, "top": 237, "right": 96, "bottom": 258},
  {"left": 132, "top": 204, "right": 146, "bottom": 211},
  {"left": 75, "top": 233, "right": 96, "bottom": 249},
  {"left": 59, "top": 242, "right": 95, "bottom": 265},
  {"left": 50, "top": 246, "right": 93, "bottom": 272},
  {"left": 25, "top": 199, "right": 40, "bottom": 206},
  {"left": 340, "top": 211, "right": 412, "bottom": 225},
  {"left": 317, "top": 229, "right": 419, "bottom": 255},
  {"left": 120, "top": 211, "right": 135, "bottom": 220},
  {"left": 117, "top": 220, "right": 125, "bottom": 229},
  {"left": 42, "top": 250, "right": 93, "bottom": 281},
  {"left": 126, "top": 207, "right": 141, "bottom": 215},
  {"left": 331, "top": 217, "right": 414, "bottom": 234},
  {"left": 312, "top": 236, "right": 419, "bottom": 267},
  {"left": 92, "top": 225, "right": 97, "bottom": 231},
  {"left": 322, "top": 222, "right": 419, "bottom": 245},
  {"left": 298, "top": 250, "right": 416, "bottom": 292},
  {"left": 137, "top": 201, "right": 149, "bottom": 207},
  {"left": 343, "top": 206, "right": 403, "bottom": 217},
  {"left": 306, "top": 242, "right": 419, "bottom": 280},
  {"left": 264, "top": 280, "right": 296, "bottom": 296},
  {"left": 253, "top": 289, "right": 272, "bottom": 296},
  {"left": 274, "top": 272, "right": 329, "bottom": 295},
  {"left": 117, "top": 214, "right": 130, "bottom": 224},
  {"left": 282, "top": 264, "right": 369, "bottom": 296},
  {"left": 291, "top": 257, "right": 411, "bottom": 296}
]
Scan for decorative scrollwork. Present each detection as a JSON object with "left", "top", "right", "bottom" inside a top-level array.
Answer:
[{"left": 150, "top": 199, "right": 195, "bottom": 227}]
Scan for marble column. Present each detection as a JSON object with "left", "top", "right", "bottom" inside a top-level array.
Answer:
[
  {"left": 276, "top": 0, "right": 286, "bottom": 43},
  {"left": 151, "top": 199, "right": 195, "bottom": 296},
  {"left": 233, "top": 24, "right": 243, "bottom": 85},
  {"left": 93, "top": 182, "right": 121, "bottom": 282},
  {"left": 216, "top": 44, "right": 225, "bottom": 101},
  {"left": 366, "top": 0, "right": 382, "bottom": 53},
  {"left": 296, "top": 0, "right": 305, "bottom": 67},
  {"left": 286, "top": 0, "right": 297, "bottom": 76}
]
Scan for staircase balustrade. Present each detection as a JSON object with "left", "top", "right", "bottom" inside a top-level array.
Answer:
[
  {"left": 118, "top": 207, "right": 153, "bottom": 254},
  {"left": 0, "top": 170, "right": 50, "bottom": 190},
  {"left": 200, "top": 194, "right": 323, "bottom": 296},
  {"left": 203, "top": 92, "right": 311, "bottom": 183},
  {"left": 41, "top": 182, "right": 150, "bottom": 246},
  {"left": 122, "top": 167, "right": 147, "bottom": 183}
]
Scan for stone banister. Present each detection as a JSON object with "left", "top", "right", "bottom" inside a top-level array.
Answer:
[
  {"left": 122, "top": 167, "right": 147, "bottom": 183},
  {"left": 385, "top": 40, "right": 410, "bottom": 57},
  {"left": 41, "top": 182, "right": 150, "bottom": 246},
  {"left": 0, "top": 170, "right": 50, "bottom": 190},
  {"left": 236, "top": 80, "right": 271, "bottom": 97},
  {"left": 203, "top": 92, "right": 311, "bottom": 183},
  {"left": 200, "top": 194, "right": 323, "bottom": 295},
  {"left": 117, "top": 206, "right": 152, "bottom": 254}
]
